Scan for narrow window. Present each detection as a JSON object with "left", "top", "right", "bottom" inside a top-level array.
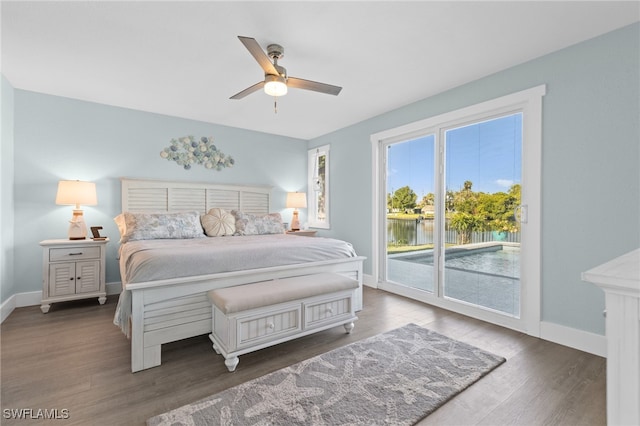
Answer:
[{"left": 308, "top": 145, "right": 330, "bottom": 229}]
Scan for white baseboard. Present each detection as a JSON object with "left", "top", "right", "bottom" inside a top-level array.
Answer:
[
  {"left": 0, "top": 294, "right": 16, "bottom": 323},
  {"left": 106, "top": 281, "right": 122, "bottom": 295},
  {"left": 16, "top": 290, "right": 42, "bottom": 307},
  {"left": 1, "top": 281, "right": 122, "bottom": 324},
  {"left": 1, "top": 291, "right": 40, "bottom": 323},
  {"left": 363, "top": 273, "right": 377, "bottom": 288},
  {"left": 539, "top": 321, "right": 606, "bottom": 357}
]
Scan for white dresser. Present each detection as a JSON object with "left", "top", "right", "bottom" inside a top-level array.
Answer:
[{"left": 582, "top": 249, "right": 640, "bottom": 426}]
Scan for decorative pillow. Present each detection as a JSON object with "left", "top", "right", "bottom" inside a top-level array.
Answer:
[
  {"left": 114, "top": 213, "right": 127, "bottom": 239},
  {"left": 201, "top": 208, "right": 236, "bottom": 237},
  {"left": 113, "top": 211, "right": 205, "bottom": 243},
  {"left": 231, "top": 210, "right": 285, "bottom": 235}
]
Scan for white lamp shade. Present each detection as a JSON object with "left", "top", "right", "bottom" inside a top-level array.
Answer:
[
  {"left": 55, "top": 180, "right": 97, "bottom": 207},
  {"left": 286, "top": 192, "right": 307, "bottom": 209}
]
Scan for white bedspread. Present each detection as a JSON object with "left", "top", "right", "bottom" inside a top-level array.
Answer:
[
  {"left": 113, "top": 234, "right": 357, "bottom": 336},
  {"left": 119, "top": 234, "right": 357, "bottom": 284}
]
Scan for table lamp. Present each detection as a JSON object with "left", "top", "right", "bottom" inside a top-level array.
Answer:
[
  {"left": 55, "top": 180, "right": 97, "bottom": 240},
  {"left": 286, "top": 192, "right": 307, "bottom": 231}
]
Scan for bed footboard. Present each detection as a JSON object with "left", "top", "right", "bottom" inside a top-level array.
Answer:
[{"left": 127, "top": 257, "right": 365, "bottom": 372}]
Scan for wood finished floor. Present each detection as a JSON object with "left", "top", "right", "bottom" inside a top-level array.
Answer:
[{"left": 1, "top": 287, "right": 606, "bottom": 426}]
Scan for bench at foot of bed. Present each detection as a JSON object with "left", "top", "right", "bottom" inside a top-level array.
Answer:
[{"left": 207, "top": 272, "right": 358, "bottom": 372}]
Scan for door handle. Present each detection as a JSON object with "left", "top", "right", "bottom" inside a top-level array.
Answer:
[{"left": 515, "top": 204, "right": 528, "bottom": 224}]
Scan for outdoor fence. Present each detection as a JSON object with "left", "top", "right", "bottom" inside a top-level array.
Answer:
[{"left": 387, "top": 218, "right": 521, "bottom": 246}]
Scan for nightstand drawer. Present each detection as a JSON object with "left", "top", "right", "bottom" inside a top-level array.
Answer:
[{"left": 49, "top": 246, "right": 101, "bottom": 262}]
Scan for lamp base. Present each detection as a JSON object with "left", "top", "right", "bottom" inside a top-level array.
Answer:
[
  {"left": 68, "top": 209, "right": 88, "bottom": 240},
  {"left": 290, "top": 210, "right": 300, "bottom": 232}
]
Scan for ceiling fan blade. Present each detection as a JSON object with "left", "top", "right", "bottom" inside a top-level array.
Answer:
[
  {"left": 287, "top": 77, "right": 342, "bottom": 96},
  {"left": 230, "top": 81, "right": 265, "bottom": 100},
  {"left": 238, "top": 36, "right": 278, "bottom": 76}
]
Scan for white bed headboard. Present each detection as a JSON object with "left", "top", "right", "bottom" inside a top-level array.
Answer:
[{"left": 121, "top": 178, "right": 272, "bottom": 214}]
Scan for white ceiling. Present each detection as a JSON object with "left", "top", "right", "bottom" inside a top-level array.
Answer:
[{"left": 2, "top": 1, "right": 639, "bottom": 140}]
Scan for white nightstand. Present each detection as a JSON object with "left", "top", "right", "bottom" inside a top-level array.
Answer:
[
  {"left": 286, "top": 230, "right": 317, "bottom": 237},
  {"left": 39, "top": 238, "right": 109, "bottom": 313}
]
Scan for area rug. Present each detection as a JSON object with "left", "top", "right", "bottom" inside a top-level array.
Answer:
[{"left": 147, "top": 323, "right": 505, "bottom": 426}]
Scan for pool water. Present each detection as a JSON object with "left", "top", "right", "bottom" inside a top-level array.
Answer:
[
  {"left": 388, "top": 245, "right": 521, "bottom": 317},
  {"left": 445, "top": 249, "right": 519, "bottom": 279},
  {"left": 395, "top": 246, "right": 520, "bottom": 279}
]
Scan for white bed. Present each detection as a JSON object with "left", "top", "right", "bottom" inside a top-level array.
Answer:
[{"left": 114, "top": 178, "right": 365, "bottom": 372}]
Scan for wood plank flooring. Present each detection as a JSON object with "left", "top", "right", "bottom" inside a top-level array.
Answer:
[{"left": 1, "top": 287, "right": 606, "bottom": 425}]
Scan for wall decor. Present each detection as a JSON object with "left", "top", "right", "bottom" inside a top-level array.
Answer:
[{"left": 160, "top": 136, "right": 235, "bottom": 171}]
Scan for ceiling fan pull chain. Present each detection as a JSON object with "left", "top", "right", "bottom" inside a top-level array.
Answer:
[{"left": 274, "top": 97, "right": 278, "bottom": 114}]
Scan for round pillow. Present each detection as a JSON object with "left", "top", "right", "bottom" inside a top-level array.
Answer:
[{"left": 201, "top": 208, "right": 236, "bottom": 237}]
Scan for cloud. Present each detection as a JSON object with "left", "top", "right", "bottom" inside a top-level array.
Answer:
[{"left": 495, "top": 179, "right": 514, "bottom": 188}]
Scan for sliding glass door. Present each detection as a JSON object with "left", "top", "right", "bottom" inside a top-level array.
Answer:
[
  {"left": 386, "top": 135, "right": 436, "bottom": 293},
  {"left": 382, "top": 113, "right": 523, "bottom": 319},
  {"left": 442, "top": 114, "right": 522, "bottom": 317},
  {"left": 374, "top": 86, "right": 544, "bottom": 333}
]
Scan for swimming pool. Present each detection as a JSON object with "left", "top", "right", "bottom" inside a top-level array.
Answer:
[
  {"left": 445, "top": 247, "right": 519, "bottom": 279},
  {"left": 395, "top": 245, "right": 520, "bottom": 279},
  {"left": 389, "top": 244, "right": 521, "bottom": 317}
]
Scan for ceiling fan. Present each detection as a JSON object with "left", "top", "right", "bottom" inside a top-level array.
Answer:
[{"left": 230, "top": 36, "right": 342, "bottom": 101}]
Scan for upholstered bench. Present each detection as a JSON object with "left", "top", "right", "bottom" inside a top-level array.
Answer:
[{"left": 207, "top": 272, "right": 358, "bottom": 372}]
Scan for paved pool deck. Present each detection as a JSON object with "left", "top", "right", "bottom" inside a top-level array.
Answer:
[{"left": 386, "top": 243, "right": 520, "bottom": 317}]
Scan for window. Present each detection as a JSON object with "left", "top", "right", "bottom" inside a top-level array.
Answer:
[{"left": 308, "top": 144, "right": 330, "bottom": 229}]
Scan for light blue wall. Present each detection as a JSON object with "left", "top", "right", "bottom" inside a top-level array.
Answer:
[
  {"left": 311, "top": 23, "right": 640, "bottom": 335},
  {"left": 1, "top": 75, "right": 16, "bottom": 303},
  {"left": 12, "top": 91, "right": 307, "bottom": 295},
  {"left": 4, "top": 24, "right": 639, "bottom": 337}
]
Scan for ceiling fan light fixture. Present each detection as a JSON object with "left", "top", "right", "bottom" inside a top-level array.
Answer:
[
  {"left": 230, "top": 36, "right": 341, "bottom": 101},
  {"left": 264, "top": 75, "right": 288, "bottom": 97}
]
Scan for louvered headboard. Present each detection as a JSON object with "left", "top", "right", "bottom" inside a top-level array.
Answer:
[{"left": 121, "top": 178, "right": 272, "bottom": 214}]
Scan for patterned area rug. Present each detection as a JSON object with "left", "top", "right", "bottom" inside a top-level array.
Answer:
[{"left": 147, "top": 323, "right": 505, "bottom": 426}]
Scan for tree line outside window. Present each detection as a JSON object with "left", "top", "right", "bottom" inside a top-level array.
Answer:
[{"left": 388, "top": 181, "right": 521, "bottom": 244}]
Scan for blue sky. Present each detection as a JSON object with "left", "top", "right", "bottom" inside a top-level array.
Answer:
[{"left": 387, "top": 113, "right": 522, "bottom": 198}]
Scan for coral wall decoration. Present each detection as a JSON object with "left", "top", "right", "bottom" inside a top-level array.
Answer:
[{"left": 160, "top": 136, "right": 235, "bottom": 170}]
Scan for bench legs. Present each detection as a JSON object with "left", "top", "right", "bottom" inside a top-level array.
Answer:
[
  {"left": 209, "top": 334, "right": 239, "bottom": 372},
  {"left": 209, "top": 321, "right": 356, "bottom": 373},
  {"left": 224, "top": 356, "right": 240, "bottom": 372},
  {"left": 209, "top": 335, "right": 221, "bottom": 354}
]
